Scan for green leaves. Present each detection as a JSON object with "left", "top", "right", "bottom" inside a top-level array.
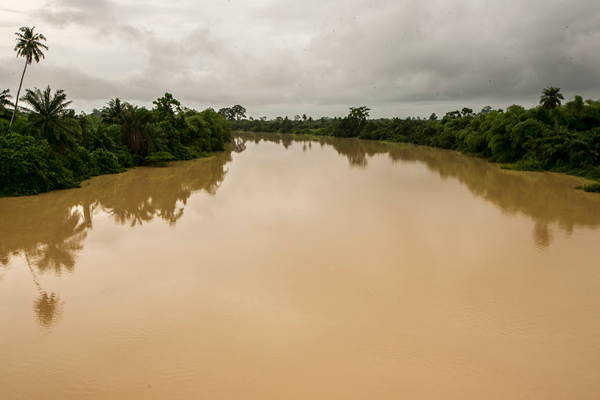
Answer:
[
  {"left": 0, "top": 133, "right": 72, "bottom": 196},
  {"left": 14, "top": 26, "right": 48, "bottom": 65},
  {"left": 20, "top": 86, "right": 77, "bottom": 153}
]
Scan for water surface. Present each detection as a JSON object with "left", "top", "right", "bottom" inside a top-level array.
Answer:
[{"left": 1, "top": 133, "right": 600, "bottom": 399}]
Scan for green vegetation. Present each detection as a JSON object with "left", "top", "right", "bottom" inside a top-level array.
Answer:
[
  {"left": 0, "top": 88, "right": 231, "bottom": 197},
  {"left": 228, "top": 88, "right": 600, "bottom": 192},
  {"left": 0, "top": 26, "right": 232, "bottom": 197}
]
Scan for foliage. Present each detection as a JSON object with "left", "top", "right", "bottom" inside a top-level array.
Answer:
[
  {"left": 20, "top": 86, "right": 77, "bottom": 153},
  {"left": 576, "top": 182, "right": 600, "bottom": 193},
  {"left": 0, "top": 133, "right": 72, "bottom": 196},
  {"left": 91, "top": 148, "right": 124, "bottom": 175},
  {"left": 145, "top": 151, "right": 175, "bottom": 167}
]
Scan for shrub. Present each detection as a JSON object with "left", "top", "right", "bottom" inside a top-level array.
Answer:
[
  {"left": 91, "top": 148, "right": 125, "bottom": 175},
  {"left": 0, "top": 133, "right": 73, "bottom": 196},
  {"left": 145, "top": 151, "right": 175, "bottom": 167},
  {"left": 575, "top": 182, "right": 600, "bottom": 193}
]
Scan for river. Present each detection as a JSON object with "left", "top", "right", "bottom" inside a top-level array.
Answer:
[{"left": 1, "top": 132, "right": 599, "bottom": 399}]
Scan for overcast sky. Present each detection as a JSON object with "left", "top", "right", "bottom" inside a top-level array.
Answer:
[{"left": 1, "top": 0, "right": 599, "bottom": 119}]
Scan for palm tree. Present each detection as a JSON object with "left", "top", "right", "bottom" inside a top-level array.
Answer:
[
  {"left": 539, "top": 87, "right": 564, "bottom": 135},
  {"left": 101, "top": 98, "right": 126, "bottom": 125},
  {"left": 120, "top": 104, "right": 153, "bottom": 155},
  {"left": 20, "top": 86, "right": 77, "bottom": 152},
  {"left": 11, "top": 27, "right": 48, "bottom": 126},
  {"left": 0, "top": 89, "right": 13, "bottom": 119},
  {"left": 0, "top": 89, "right": 12, "bottom": 108}
]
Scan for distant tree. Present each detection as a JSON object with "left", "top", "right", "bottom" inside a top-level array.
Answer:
[
  {"left": 218, "top": 107, "right": 235, "bottom": 121},
  {"left": 348, "top": 106, "right": 370, "bottom": 128},
  {"left": 20, "top": 86, "right": 77, "bottom": 152},
  {"left": 294, "top": 115, "right": 301, "bottom": 121},
  {"left": 11, "top": 27, "right": 48, "bottom": 126},
  {"left": 445, "top": 110, "right": 461, "bottom": 119},
  {"left": 429, "top": 113, "right": 438, "bottom": 121},
  {"left": 480, "top": 106, "right": 492, "bottom": 115},
  {"left": 102, "top": 98, "right": 126, "bottom": 125},
  {"left": 153, "top": 93, "right": 182, "bottom": 126},
  {"left": 231, "top": 105, "right": 246, "bottom": 121},
  {"left": 540, "top": 87, "right": 565, "bottom": 135},
  {"left": 302, "top": 114, "right": 307, "bottom": 121},
  {"left": 461, "top": 107, "right": 474, "bottom": 116}
]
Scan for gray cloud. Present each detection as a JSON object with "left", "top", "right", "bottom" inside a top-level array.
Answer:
[{"left": 1, "top": 0, "right": 598, "bottom": 118}]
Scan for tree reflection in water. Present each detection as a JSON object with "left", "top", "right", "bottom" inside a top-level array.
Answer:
[
  {"left": 235, "top": 132, "right": 600, "bottom": 248},
  {"left": 0, "top": 146, "right": 235, "bottom": 330},
  {"left": 2, "top": 134, "right": 600, "bottom": 329}
]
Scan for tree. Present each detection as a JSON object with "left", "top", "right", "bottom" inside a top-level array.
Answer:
[
  {"left": 20, "top": 86, "right": 77, "bottom": 152},
  {"left": 348, "top": 106, "right": 370, "bottom": 127},
  {"left": 218, "top": 107, "right": 235, "bottom": 121},
  {"left": 0, "top": 89, "right": 12, "bottom": 109},
  {"left": 480, "top": 106, "right": 493, "bottom": 115},
  {"left": 102, "top": 98, "right": 126, "bottom": 125},
  {"left": 11, "top": 27, "right": 48, "bottom": 126},
  {"left": 153, "top": 93, "right": 182, "bottom": 127},
  {"left": 540, "top": 87, "right": 564, "bottom": 135},
  {"left": 231, "top": 105, "right": 246, "bottom": 121},
  {"left": 0, "top": 89, "right": 13, "bottom": 120},
  {"left": 120, "top": 105, "right": 152, "bottom": 155}
]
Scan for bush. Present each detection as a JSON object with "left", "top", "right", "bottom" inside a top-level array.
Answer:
[
  {"left": 502, "top": 158, "right": 545, "bottom": 172},
  {"left": 0, "top": 133, "right": 74, "bottom": 196},
  {"left": 575, "top": 182, "right": 600, "bottom": 193},
  {"left": 91, "top": 148, "right": 125, "bottom": 175},
  {"left": 115, "top": 146, "right": 136, "bottom": 168},
  {"left": 67, "top": 146, "right": 95, "bottom": 181},
  {"left": 145, "top": 151, "right": 175, "bottom": 167}
]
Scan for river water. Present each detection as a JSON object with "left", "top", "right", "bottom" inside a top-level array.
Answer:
[{"left": 1, "top": 132, "right": 600, "bottom": 399}]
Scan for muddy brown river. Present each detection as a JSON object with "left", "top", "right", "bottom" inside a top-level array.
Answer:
[{"left": 1, "top": 132, "right": 600, "bottom": 399}]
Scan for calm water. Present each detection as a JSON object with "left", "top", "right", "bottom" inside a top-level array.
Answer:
[{"left": 1, "top": 132, "right": 600, "bottom": 399}]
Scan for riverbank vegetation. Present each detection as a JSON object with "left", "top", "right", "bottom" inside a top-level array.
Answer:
[
  {"left": 0, "top": 89, "right": 231, "bottom": 196},
  {"left": 227, "top": 89, "right": 600, "bottom": 192}
]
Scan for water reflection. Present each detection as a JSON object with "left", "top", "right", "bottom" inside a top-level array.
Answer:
[
  {"left": 235, "top": 132, "right": 600, "bottom": 247},
  {"left": 0, "top": 147, "right": 235, "bottom": 330},
  {"left": 2, "top": 134, "right": 600, "bottom": 330}
]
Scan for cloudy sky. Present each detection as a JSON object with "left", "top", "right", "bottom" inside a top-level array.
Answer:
[{"left": 1, "top": 0, "right": 599, "bottom": 119}]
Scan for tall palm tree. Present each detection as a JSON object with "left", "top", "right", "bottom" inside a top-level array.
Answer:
[
  {"left": 10, "top": 26, "right": 48, "bottom": 126},
  {"left": 539, "top": 87, "right": 564, "bottom": 135},
  {"left": 20, "top": 86, "right": 77, "bottom": 152}
]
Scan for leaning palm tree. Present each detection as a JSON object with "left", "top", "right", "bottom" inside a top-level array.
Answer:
[
  {"left": 10, "top": 26, "right": 48, "bottom": 126},
  {"left": 20, "top": 86, "right": 77, "bottom": 152},
  {"left": 539, "top": 87, "right": 564, "bottom": 135}
]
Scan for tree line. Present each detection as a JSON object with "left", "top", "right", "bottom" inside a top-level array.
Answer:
[
  {"left": 0, "top": 27, "right": 232, "bottom": 197},
  {"left": 227, "top": 88, "right": 600, "bottom": 193}
]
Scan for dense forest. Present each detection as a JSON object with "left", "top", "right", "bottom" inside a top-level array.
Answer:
[{"left": 225, "top": 90, "right": 600, "bottom": 193}]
